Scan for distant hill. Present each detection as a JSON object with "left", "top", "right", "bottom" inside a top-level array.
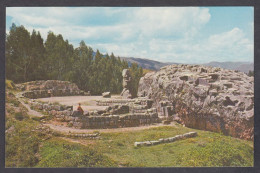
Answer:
[
  {"left": 202, "top": 61, "right": 254, "bottom": 73},
  {"left": 120, "top": 57, "right": 253, "bottom": 73},
  {"left": 120, "top": 57, "right": 176, "bottom": 71}
]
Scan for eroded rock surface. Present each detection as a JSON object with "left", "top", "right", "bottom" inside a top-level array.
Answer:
[{"left": 138, "top": 64, "right": 254, "bottom": 140}]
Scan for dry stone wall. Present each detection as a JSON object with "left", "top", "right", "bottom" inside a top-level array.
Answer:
[
  {"left": 29, "top": 98, "right": 160, "bottom": 129},
  {"left": 17, "top": 80, "right": 89, "bottom": 99},
  {"left": 138, "top": 64, "right": 254, "bottom": 140}
]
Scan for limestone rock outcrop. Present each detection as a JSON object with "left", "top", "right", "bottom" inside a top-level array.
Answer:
[{"left": 138, "top": 64, "right": 254, "bottom": 140}]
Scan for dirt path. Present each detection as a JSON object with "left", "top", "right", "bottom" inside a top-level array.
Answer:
[
  {"left": 36, "top": 95, "right": 121, "bottom": 111},
  {"left": 45, "top": 122, "right": 176, "bottom": 134},
  {"left": 58, "top": 137, "right": 97, "bottom": 146},
  {"left": 15, "top": 92, "right": 44, "bottom": 117}
]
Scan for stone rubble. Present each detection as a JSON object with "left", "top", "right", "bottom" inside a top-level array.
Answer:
[
  {"left": 102, "top": 92, "right": 111, "bottom": 98},
  {"left": 67, "top": 132, "right": 100, "bottom": 139},
  {"left": 134, "top": 131, "right": 198, "bottom": 147}
]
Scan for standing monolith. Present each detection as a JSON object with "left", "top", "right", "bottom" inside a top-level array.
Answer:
[{"left": 121, "top": 69, "right": 132, "bottom": 99}]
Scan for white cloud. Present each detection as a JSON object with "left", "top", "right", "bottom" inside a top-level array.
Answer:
[
  {"left": 134, "top": 7, "right": 210, "bottom": 38},
  {"left": 6, "top": 7, "right": 253, "bottom": 63}
]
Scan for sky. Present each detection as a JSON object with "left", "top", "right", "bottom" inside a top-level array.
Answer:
[{"left": 6, "top": 7, "right": 254, "bottom": 64}]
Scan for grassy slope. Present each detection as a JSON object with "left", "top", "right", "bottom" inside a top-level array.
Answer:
[
  {"left": 35, "top": 124, "right": 253, "bottom": 167},
  {"left": 5, "top": 89, "right": 40, "bottom": 167},
  {"left": 5, "top": 88, "right": 113, "bottom": 168},
  {"left": 91, "top": 125, "right": 253, "bottom": 167},
  {"left": 36, "top": 138, "right": 116, "bottom": 168}
]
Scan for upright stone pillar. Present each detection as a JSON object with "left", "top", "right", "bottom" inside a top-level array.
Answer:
[{"left": 121, "top": 69, "right": 132, "bottom": 99}]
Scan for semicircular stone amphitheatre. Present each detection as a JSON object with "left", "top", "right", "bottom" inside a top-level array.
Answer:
[{"left": 138, "top": 64, "right": 254, "bottom": 140}]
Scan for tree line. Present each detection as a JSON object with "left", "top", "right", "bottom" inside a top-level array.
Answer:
[{"left": 6, "top": 24, "right": 143, "bottom": 96}]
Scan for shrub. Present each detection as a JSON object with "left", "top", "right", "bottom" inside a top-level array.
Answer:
[
  {"left": 14, "top": 112, "right": 24, "bottom": 121},
  {"left": 6, "top": 79, "right": 16, "bottom": 89},
  {"left": 10, "top": 99, "right": 20, "bottom": 107},
  {"left": 31, "top": 116, "right": 43, "bottom": 122}
]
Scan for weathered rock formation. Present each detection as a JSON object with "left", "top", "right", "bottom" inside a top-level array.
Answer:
[
  {"left": 16, "top": 80, "right": 89, "bottom": 99},
  {"left": 138, "top": 64, "right": 254, "bottom": 140},
  {"left": 121, "top": 69, "right": 132, "bottom": 99}
]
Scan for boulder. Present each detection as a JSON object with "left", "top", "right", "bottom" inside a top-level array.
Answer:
[
  {"left": 102, "top": 92, "right": 111, "bottom": 98},
  {"left": 138, "top": 64, "right": 254, "bottom": 140},
  {"left": 121, "top": 88, "right": 132, "bottom": 99}
]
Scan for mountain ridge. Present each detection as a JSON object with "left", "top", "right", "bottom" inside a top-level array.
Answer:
[{"left": 120, "top": 56, "right": 253, "bottom": 73}]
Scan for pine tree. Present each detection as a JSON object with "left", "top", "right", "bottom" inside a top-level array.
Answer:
[
  {"left": 6, "top": 24, "right": 35, "bottom": 82},
  {"left": 6, "top": 24, "right": 143, "bottom": 96}
]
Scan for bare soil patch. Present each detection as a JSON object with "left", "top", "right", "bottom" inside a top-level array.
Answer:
[
  {"left": 58, "top": 137, "right": 97, "bottom": 146},
  {"left": 44, "top": 122, "right": 176, "bottom": 134},
  {"left": 36, "top": 95, "right": 121, "bottom": 111}
]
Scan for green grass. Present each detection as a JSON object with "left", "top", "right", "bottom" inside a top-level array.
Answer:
[
  {"left": 31, "top": 115, "right": 49, "bottom": 122},
  {"left": 36, "top": 138, "right": 116, "bottom": 167},
  {"left": 5, "top": 118, "right": 41, "bottom": 167},
  {"left": 5, "top": 115, "right": 254, "bottom": 167},
  {"left": 7, "top": 95, "right": 20, "bottom": 107},
  {"left": 5, "top": 90, "right": 42, "bottom": 168},
  {"left": 89, "top": 124, "right": 253, "bottom": 167}
]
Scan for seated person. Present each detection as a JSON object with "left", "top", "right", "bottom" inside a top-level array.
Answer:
[{"left": 77, "top": 103, "right": 84, "bottom": 115}]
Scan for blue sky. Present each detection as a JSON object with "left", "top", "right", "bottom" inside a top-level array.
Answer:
[{"left": 6, "top": 7, "right": 253, "bottom": 63}]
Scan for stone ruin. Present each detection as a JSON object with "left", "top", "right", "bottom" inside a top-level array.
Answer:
[
  {"left": 25, "top": 74, "right": 161, "bottom": 129},
  {"left": 120, "top": 69, "right": 132, "bottom": 99},
  {"left": 16, "top": 80, "right": 90, "bottom": 99},
  {"left": 21, "top": 74, "right": 161, "bottom": 129},
  {"left": 28, "top": 97, "right": 159, "bottom": 129},
  {"left": 21, "top": 66, "right": 254, "bottom": 140}
]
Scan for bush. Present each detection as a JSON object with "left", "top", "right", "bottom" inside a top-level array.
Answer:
[
  {"left": 6, "top": 79, "right": 16, "bottom": 89},
  {"left": 14, "top": 112, "right": 24, "bottom": 121},
  {"left": 31, "top": 116, "right": 43, "bottom": 122},
  {"left": 9, "top": 99, "right": 20, "bottom": 107}
]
